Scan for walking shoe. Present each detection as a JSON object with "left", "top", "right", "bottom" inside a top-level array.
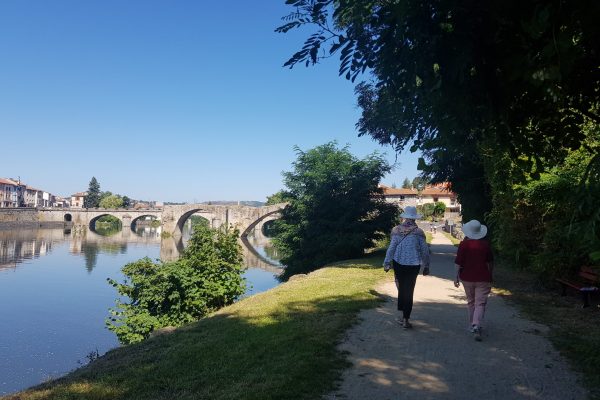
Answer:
[
  {"left": 402, "top": 319, "right": 412, "bottom": 329},
  {"left": 473, "top": 326, "right": 482, "bottom": 341}
]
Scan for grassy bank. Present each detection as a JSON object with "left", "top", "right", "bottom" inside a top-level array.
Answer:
[
  {"left": 493, "top": 264, "right": 600, "bottom": 399},
  {"left": 5, "top": 254, "right": 387, "bottom": 400}
]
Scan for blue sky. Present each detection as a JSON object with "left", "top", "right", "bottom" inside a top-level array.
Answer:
[{"left": 0, "top": 1, "right": 421, "bottom": 203}]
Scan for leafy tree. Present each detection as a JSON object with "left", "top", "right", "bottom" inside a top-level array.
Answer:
[
  {"left": 411, "top": 177, "right": 428, "bottom": 192},
  {"left": 277, "top": 0, "right": 599, "bottom": 221},
  {"left": 401, "top": 178, "right": 412, "bottom": 189},
  {"left": 189, "top": 214, "right": 209, "bottom": 230},
  {"left": 122, "top": 196, "right": 131, "bottom": 208},
  {"left": 489, "top": 122, "right": 600, "bottom": 275},
  {"left": 265, "top": 190, "right": 292, "bottom": 205},
  {"left": 84, "top": 177, "right": 101, "bottom": 208},
  {"left": 272, "top": 142, "right": 397, "bottom": 279},
  {"left": 417, "top": 203, "right": 435, "bottom": 220},
  {"left": 107, "top": 224, "right": 245, "bottom": 344},
  {"left": 99, "top": 191, "right": 112, "bottom": 202},
  {"left": 433, "top": 202, "right": 446, "bottom": 219},
  {"left": 99, "top": 194, "right": 124, "bottom": 209}
]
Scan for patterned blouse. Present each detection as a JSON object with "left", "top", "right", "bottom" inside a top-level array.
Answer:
[{"left": 383, "top": 221, "right": 430, "bottom": 267}]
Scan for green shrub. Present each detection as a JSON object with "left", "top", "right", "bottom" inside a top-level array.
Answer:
[{"left": 106, "top": 224, "right": 245, "bottom": 344}]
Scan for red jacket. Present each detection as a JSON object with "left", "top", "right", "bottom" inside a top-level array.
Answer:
[{"left": 455, "top": 239, "right": 493, "bottom": 282}]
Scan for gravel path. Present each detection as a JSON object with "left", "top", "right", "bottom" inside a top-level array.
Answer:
[{"left": 325, "top": 232, "right": 588, "bottom": 400}]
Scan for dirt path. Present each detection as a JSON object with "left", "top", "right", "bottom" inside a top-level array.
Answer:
[{"left": 325, "top": 232, "right": 587, "bottom": 400}]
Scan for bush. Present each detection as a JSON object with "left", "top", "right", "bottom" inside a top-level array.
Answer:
[
  {"left": 272, "top": 142, "right": 397, "bottom": 279},
  {"left": 106, "top": 224, "right": 245, "bottom": 344}
]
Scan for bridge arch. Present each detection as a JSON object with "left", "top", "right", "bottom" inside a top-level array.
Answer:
[
  {"left": 89, "top": 213, "right": 122, "bottom": 231},
  {"left": 161, "top": 203, "right": 287, "bottom": 238},
  {"left": 240, "top": 209, "right": 283, "bottom": 238},
  {"left": 175, "top": 209, "right": 219, "bottom": 233}
]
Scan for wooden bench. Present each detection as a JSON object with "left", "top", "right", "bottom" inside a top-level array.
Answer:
[{"left": 556, "top": 266, "right": 599, "bottom": 308}]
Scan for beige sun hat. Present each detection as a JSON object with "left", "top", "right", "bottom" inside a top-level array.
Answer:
[
  {"left": 462, "top": 220, "right": 488, "bottom": 240},
  {"left": 400, "top": 206, "right": 422, "bottom": 219}
]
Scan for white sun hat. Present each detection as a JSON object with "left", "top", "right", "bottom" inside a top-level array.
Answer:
[
  {"left": 462, "top": 220, "right": 488, "bottom": 240},
  {"left": 400, "top": 206, "right": 422, "bottom": 220}
]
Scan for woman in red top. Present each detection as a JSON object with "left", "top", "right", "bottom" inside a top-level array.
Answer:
[{"left": 454, "top": 220, "right": 494, "bottom": 341}]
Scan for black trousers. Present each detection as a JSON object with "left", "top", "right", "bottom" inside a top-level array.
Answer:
[{"left": 392, "top": 262, "right": 420, "bottom": 319}]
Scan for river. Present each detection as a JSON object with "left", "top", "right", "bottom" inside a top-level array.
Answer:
[{"left": 0, "top": 224, "right": 282, "bottom": 395}]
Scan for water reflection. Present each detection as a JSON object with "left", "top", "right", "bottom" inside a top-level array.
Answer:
[
  {"left": 0, "top": 225, "right": 283, "bottom": 395},
  {"left": 0, "top": 228, "right": 63, "bottom": 270},
  {"left": 0, "top": 225, "right": 282, "bottom": 274}
]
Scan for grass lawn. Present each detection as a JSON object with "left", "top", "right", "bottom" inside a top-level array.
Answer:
[
  {"left": 5, "top": 253, "right": 388, "bottom": 400},
  {"left": 493, "top": 264, "right": 600, "bottom": 399}
]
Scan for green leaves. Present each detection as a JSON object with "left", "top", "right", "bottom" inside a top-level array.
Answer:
[
  {"left": 106, "top": 224, "right": 245, "bottom": 344},
  {"left": 272, "top": 142, "right": 397, "bottom": 279},
  {"left": 84, "top": 177, "right": 101, "bottom": 208}
]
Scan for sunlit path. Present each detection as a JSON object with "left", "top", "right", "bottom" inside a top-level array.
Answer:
[{"left": 325, "top": 236, "right": 587, "bottom": 400}]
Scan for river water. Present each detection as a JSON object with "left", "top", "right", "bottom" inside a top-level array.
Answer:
[{"left": 0, "top": 224, "right": 282, "bottom": 395}]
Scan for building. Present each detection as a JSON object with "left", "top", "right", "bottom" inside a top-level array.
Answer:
[
  {"left": 0, "top": 178, "right": 18, "bottom": 207},
  {"left": 0, "top": 178, "right": 25, "bottom": 207},
  {"left": 380, "top": 183, "right": 461, "bottom": 214},
  {"left": 23, "top": 186, "right": 44, "bottom": 207},
  {"left": 0, "top": 178, "right": 63, "bottom": 208},
  {"left": 70, "top": 192, "right": 87, "bottom": 208},
  {"left": 53, "top": 196, "right": 70, "bottom": 208}
]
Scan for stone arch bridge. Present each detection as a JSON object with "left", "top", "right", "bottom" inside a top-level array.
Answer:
[
  {"left": 161, "top": 203, "right": 285, "bottom": 237},
  {"left": 34, "top": 203, "right": 286, "bottom": 238}
]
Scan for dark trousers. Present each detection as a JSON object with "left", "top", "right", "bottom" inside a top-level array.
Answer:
[{"left": 392, "top": 262, "right": 420, "bottom": 319}]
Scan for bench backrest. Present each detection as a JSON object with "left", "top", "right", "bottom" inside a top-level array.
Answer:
[{"left": 579, "top": 266, "right": 599, "bottom": 282}]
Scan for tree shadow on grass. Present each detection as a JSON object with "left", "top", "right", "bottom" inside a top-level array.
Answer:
[{"left": 8, "top": 292, "right": 383, "bottom": 400}]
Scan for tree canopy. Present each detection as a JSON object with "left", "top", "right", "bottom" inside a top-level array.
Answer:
[
  {"left": 278, "top": 0, "right": 600, "bottom": 220},
  {"left": 84, "top": 177, "right": 101, "bottom": 208},
  {"left": 278, "top": 0, "right": 600, "bottom": 271},
  {"left": 99, "top": 194, "right": 124, "bottom": 209},
  {"left": 272, "top": 142, "right": 397, "bottom": 279},
  {"left": 107, "top": 224, "right": 245, "bottom": 344}
]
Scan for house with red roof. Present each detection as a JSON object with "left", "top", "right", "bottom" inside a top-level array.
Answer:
[{"left": 379, "top": 183, "right": 461, "bottom": 214}]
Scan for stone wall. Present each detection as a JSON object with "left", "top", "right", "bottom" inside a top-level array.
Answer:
[{"left": 0, "top": 208, "right": 66, "bottom": 229}]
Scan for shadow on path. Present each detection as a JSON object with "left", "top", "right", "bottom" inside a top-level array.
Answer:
[{"left": 325, "top": 235, "right": 587, "bottom": 400}]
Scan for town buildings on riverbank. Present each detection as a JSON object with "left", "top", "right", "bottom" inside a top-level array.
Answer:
[
  {"left": 379, "top": 183, "right": 461, "bottom": 214},
  {"left": 1, "top": 177, "right": 69, "bottom": 208},
  {"left": 1, "top": 177, "right": 161, "bottom": 209}
]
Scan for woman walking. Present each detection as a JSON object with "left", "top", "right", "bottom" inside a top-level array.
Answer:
[
  {"left": 383, "top": 206, "right": 430, "bottom": 329},
  {"left": 453, "top": 220, "right": 494, "bottom": 341}
]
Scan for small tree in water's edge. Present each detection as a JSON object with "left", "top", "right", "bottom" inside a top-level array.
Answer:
[{"left": 106, "top": 224, "right": 245, "bottom": 344}]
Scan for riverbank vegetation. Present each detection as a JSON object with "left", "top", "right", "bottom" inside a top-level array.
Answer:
[
  {"left": 106, "top": 224, "right": 245, "bottom": 344},
  {"left": 493, "top": 263, "right": 600, "bottom": 399},
  {"left": 8, "top": 254, "right": 387, "bottom": 400},
  {"left": 277, "top": 1, "right": 599, "bottom": 280},
  {"left": 93, "top": 216, "right": 122, "bottom": 237},
  {"left": 271, "top": 142, "right": 397, "bottom": 279},
  {"left": 84, "top": 176, "right": 132, "bottom": 209}
]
